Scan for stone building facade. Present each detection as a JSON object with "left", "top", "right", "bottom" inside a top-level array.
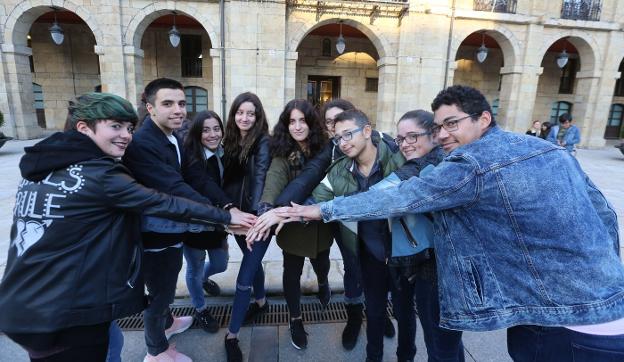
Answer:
[{"left": 1, "top": 0, "right": 624, "bottom": 147}]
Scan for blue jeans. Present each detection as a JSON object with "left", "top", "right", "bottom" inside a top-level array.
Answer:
[
  {"left": 106, "top": 321, "right": 123, "bottom": 362},
  {"left": 143, "top": 247, "right": 182, "bottom": 356},
  {"left": 413, "top": 259, "right": 465, "bottom": 362},
  {"left": 333, "top": 223, "right": 363, "bottom": 304},
  {"left": 360, "top": 247, "right": 416, "bottom": 361},
  {"left": 227, "top": 235, "right": 270, "bottom": 334},
  {"left": 183, "top": 242, "right": 229, "bottom": 310},
  {"left": 507, "top": 325, "right": 624, "bottom": 362}
]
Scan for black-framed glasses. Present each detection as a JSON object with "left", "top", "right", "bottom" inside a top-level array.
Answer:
[
  {"left": 394, "top": 131, "right": 431, "bottom": 146},
  {"left": 431, "top": 113, "right": 478, "bottom": 136},
  {"left": 332, "top": 127, "right": 364, "bottom": 145}
]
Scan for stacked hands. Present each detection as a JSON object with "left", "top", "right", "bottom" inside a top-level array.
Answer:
[{"left": 243, "top": 203, "right": 323, "bottom": 251}]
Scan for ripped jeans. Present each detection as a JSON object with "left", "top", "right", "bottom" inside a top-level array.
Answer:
[{"left": 227, "top": 235, "right": 270, "bottom": 334}]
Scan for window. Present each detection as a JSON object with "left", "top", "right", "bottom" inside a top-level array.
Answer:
[
  {"left": 365, "top": 77, "right": 378, "bottom": 92},
  {"left": 604, "top": 103, "right": 623, "bottom": 139},
  {"left": 614, "top": 60, "right": 624, "bottom": 97},
  {"left": 32, "top": 83, "right": 46, "bottom": 128},
  {"left": 550, "top": 101, "right": 572, "bottom": 123},
  {"left": 185, "top": 86, "right": 208, "bottom": 119},
  {"left": 322, "top": 38, "right": 331, "bottom": 57},
  {"left": 491, "top": 99, "right": 499, "bottom": 118},
  {"left": 561, "top": 0, "right": 601, "bottom": 21},
  {"left": 181, "top": 35, "right": 202, "bottom": 78},
  {"left": 473, "top": 0, "right": 517, "bottom": 13},
  {"left": 27, "top": 34, "right": 34, "bottom": 73},
  {"left": 559, "top": 58, "right": 578, "bottom": 94}
]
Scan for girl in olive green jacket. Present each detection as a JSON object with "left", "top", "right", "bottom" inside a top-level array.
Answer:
[{"left": 255, "top": 99, "right": 332, "bottom": 350}]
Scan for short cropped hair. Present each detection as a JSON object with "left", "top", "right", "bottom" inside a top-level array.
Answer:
[
  {"left": 144, "top": 78, "right": 184, "bottom": 105},
  {"left": 333, "top": 109, "right": 370, "bottom": 128},
  {"left": 558, "top": 113, "right": 572, "bottom": 123},
  {"left": 66, "top": 92, "right": 138, "bottom": 131},
  {"left": 431, "top": 85, "right": 497, "bottom": 128}
]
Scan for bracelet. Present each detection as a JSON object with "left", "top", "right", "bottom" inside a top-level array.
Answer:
[{"left": 223, "top": 203, "right": 235, "bottom": 211}]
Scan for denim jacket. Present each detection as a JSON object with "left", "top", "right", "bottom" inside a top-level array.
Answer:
[
  {"left": 320, "top": 126, "right": 623, "bottom": 331},
  {"left": 547, "top": 124, "right": 580, "bottom": 153},
  {"left": 371, "top": 166, "right": 435, "bottom": 258}
]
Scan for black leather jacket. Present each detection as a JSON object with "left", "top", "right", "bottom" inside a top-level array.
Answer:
[
  {"left": 223, "top": 135, "right": 271, "bottom": 214},
  {"left": 0, "top": 132, "right": 230, "bottom": 334}
]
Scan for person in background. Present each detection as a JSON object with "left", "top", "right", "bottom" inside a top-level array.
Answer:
[
  {"left": 547, "top": 113, "right": 580, "bottom": 155},
  {"left": 526, "top": 120, "right": 541, "bottom": 137},
  {"left": 539, "top": 121, "right": 552, "bottom": 140}
]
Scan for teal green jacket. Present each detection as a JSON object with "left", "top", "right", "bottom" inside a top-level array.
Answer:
[{"left": 312, "top": 139, "right": 405, "bottom": 255}]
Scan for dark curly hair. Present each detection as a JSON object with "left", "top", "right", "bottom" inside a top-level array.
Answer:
[
  {"left": 183, "top": 110, "right": 224, "bottom": 167},
  {"left": 431, "top": 85, "right": 497, "bottom": 128},
  {"left": 270, "top": 99, "right": 328, "bottom": 158},
  {"left": 223, "top": 92, "right": 269, "bottom": 163}
]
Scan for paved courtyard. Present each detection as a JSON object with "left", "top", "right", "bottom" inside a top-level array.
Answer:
[{"left": 0, "top": 138, "right": 623, "bottom": 361}]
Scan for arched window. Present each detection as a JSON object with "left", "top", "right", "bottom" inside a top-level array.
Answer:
[
  {"left": 604, "top": 103, "right": 624, "bottom": 139},
  {"left": 322, "top": 38, "right": 331, "bottom": 57},
  {"left": 32, "top": 83, "right": 46, "bottom": 128},
  {"left": 185, "top": 86, "right": 208, "bottom": 119},
  {"left": 550, "top": 101, "right": 572, "bottom": 123},
  {"left": 491, "top": 98, "right": 499, "bottom": 118}
]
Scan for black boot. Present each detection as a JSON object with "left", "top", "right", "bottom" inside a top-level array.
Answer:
[{"left": 342, "top": 303, "right": 363, "bottom": 350}]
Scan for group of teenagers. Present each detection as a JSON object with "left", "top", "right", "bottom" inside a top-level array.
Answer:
[
  {"left": 0, "top": 78, "right": 623, "bottom": 362},
  {"left": 525, "top": 114, "right": 581, "bottom": 155}
]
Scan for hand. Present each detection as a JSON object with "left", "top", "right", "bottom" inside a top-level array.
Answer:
[
  {"left": 247, "top": 208, "right": 288, "bottom": 241},
  {"left": 273, "top": 202, "right": 322, "bottom": 233},
  {"left": 227, "top": 224, "right": 251, "bottom": 235},
  {"left": 228, "top": 208, "right": 257, "bottom": 228}
]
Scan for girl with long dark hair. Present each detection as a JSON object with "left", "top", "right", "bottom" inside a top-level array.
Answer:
[
  {"left": 251, "top": 99, "right": 331, "bottom": 349},
  {"left": 181, "top": 110, "right": 232, "bottom": 334},
  {"left": 221, "top": 92, "right": 271, "bottom": 362}
]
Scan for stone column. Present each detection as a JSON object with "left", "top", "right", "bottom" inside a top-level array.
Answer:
[
  {"left": 210, "top": 48, "right": 226, "bottom": 119},
  {"left": 376, "top": 56, "right": 398, "bottom": 133},
  {"left": 98, "top": 45, "right": 129, "bottom": 98},
  {"left": 575, "top": 70, "right": 614, "bottom": 148},
  {"left": 122, "top": 45, "right": 145, "bottom": 108},
  {"left": 283, "top": 51, "right": 298, "bottom": 102},
  {"left": 498, "top": 65, "right": 542, "bottom": 133},
  {"left": 0, "top": 44, "right": 42, "bottom": 139}
]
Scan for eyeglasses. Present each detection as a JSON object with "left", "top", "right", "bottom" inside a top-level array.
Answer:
[
  {"left": 394, "top": 131, "right": 431, "bottom": 146},
  {"left": 431, "top": 113, "right": 478, "bottom": 136},
  {"left": 332, "top": 127, "right": 364, "bottom": 145}
]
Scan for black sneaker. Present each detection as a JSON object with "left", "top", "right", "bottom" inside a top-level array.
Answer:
[
  {"left": 195, "top": 308, "right": 219, "bottom": 333},
  {"left": 225, "top": 335, "right": 243, "bottom": 362},
  {"left": 243, "top": 301, "right": 269, "bottom": 324},
  {"left": 384, "top": 313, "right": 396, "bottom": 338},
  {"left": 289, "top": 318, "right": 308, "bottom": 350},
  {"left": 342, "top": 303, "right": 363, "bottom": 350},
  {"left": 318, "top": 283, "right": 331, "bottom": 308},
  {"left": 202, "top": 279, "right": 221, "bottom": 296}
]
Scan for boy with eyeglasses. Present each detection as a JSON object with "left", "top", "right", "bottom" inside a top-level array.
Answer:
[
  {"left": 279, "top": 85, "right": 624, "bottom": 361},
  {"left": 301, "top": 109, "right": 414, "bottom": 362}
]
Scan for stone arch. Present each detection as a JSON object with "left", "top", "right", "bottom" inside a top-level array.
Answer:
[
  {"left": 451, "top": 24, "right": 521, "bottom": 69},
  {"left": 124, "top": 1, "right": 218, "bottom": 48},
  {"left": 286, "top": 17, "right": 392, "bottom": 60},
  {"left": 533, "top": 30, "right": 600, "bottom": 73},
  {"left": 4, "top": 0, "right": 104, "bottom": 47}
]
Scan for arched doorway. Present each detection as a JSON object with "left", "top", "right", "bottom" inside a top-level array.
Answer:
[{"left": 293, "top": 21, "right": 383, "bottom": 128}]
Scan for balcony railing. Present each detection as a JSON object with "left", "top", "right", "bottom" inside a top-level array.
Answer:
[
  {"left": 561, "top": 0, "right": 601, "bottom": 21},
  {"left": 473, "top": 0, "right": 517, "bottom": 14}
]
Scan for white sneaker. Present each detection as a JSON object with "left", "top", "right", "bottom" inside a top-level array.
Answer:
[
  {"left": 164, "top": 316, "right": 193, "bottom": 340},
  {"left": 144, "top": 344, "right": 192, "bottom": 362}
]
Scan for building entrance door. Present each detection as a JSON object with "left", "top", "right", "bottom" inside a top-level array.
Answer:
[
  {"left": 604, "top": 104, "right": 623, "bottom": 139},
  {"left": 307, "top": 76, "right": 341, "bottom": 109}
]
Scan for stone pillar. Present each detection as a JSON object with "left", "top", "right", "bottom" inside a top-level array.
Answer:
[
  {"left": 376, "top": 56, "right": 398, "bottom": 133},
  {"left": 498, "top": 65, "right": 542, "bottom": 133},
  {"left": 122, "top": 46, "right": 145, "bottom": 108},
  {"left": 0, "top": 44, "right": 42, "bottom": 139},
  {"left": 210, "top": 48, "right": 226, "bottom": 119},
  {"left": 98, "top": 45, "right": 129, "bottom": 98},
  {"left": 572, "top": 70, "right": 604, "bottom": 147},
  {"left": 284, "top": 51, "right": 298, "bottom": 102}
]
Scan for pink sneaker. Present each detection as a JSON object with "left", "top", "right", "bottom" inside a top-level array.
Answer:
[
  {"left": 164, "top": 316, "right": 193, "bottom": 340},
  {"left": 144, "top": 344, "right": 192, "bottom": 362}
]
